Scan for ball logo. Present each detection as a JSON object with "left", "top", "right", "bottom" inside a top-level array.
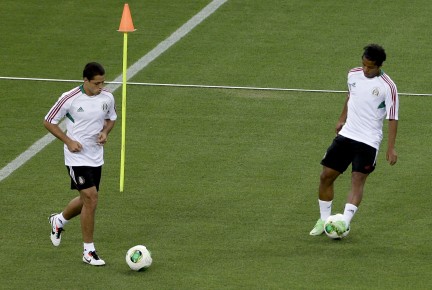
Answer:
[{"left": 131, "top": 250, "right": 143, "bottom": 263}]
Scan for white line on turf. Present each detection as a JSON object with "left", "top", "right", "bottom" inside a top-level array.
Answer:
[
  {"left": 0, "top": 0, "right": 228, "bottom": 182},
  {"left": 1, "top": 76, "right": 431, "bottom": 96}
]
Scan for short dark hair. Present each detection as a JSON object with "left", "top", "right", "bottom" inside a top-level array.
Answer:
[
  {"left": 362, "top": 44, "right": 386, "bottom": 67},
  {"left": 83, "top": 62, "right": 105, "bottom": 80}
]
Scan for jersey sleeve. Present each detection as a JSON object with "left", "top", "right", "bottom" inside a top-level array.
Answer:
[
  {"left": 44, "top": 93, "right": 71, "bottom": 124},
  {"left": 383, "top": 76, "right": 399, "bottom": 120},
  {"left": 105, "top": 95, "right": 118, "bottom": 121}
]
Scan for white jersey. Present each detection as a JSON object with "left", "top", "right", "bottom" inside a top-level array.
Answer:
[
  {"left": 339, "top": 67, "right": 399, "bottom": 149},
  {"left": 45, "top": 85, "right": 117, "bottom": 166}
]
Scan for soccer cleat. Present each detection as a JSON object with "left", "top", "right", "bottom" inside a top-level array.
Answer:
[
  {"left": 83, "top": 251, "right": 106, "bottom": 266},
  {"left": 49, "top": 213, "right": 64, "bottom": 246},
  {"left": 309, "top": 219, "right": 325, "bottom": 236}
]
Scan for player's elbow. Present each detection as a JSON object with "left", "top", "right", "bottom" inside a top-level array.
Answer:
[{"left": 43, "top": 119, "right": 52, "bottom": 129}]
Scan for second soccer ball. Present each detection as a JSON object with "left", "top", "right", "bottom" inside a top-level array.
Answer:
[
  {"left": 126, "top": 245, "right": 152, "bottom": 271},
  {"left": 324, "top": 214, "right": 350, "bottom": 239}
]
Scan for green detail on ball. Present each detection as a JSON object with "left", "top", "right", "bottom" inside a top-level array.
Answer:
[{"left": 131, "top": 250, "right": 142, "bottom": 263}]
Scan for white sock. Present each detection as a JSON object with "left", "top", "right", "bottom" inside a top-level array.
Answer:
[
  {"left": 319, "top": 199, "right": 332, "bottom": 221},
  {"left": 343, "top": 203, "right": 358, "bottom": 226},
  {"left": 57, "top": 213, "right": 69, "bottom": 228},
  {"left": 84, "top": 243, "right": 95, "bottom": 253}
]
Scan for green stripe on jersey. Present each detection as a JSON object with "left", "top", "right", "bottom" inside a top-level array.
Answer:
[{"left": 66, "top": 113, "right": 75, "bottom": 123}]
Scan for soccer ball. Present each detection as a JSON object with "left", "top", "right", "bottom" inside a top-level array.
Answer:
[
  {"left": 324, "top": 214, "right": 350, "bottom": 239},
  {"left": 126, "top": 245, "right": 152, "bottom": 271}
]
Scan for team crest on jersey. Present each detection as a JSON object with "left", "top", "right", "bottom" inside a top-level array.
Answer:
[
  {"left": 372, "top": 87, "right": 380, "bottom": 97},
  {"left": 78, "top": 176, "right": 85, "bottom": 185},
  {"left": 102, "top": 102, "right": 109, "bottom": 112}
]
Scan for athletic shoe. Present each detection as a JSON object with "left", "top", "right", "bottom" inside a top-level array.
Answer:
[
  {"left": 331, "top": 220, "right": 348, "bottom": 235},
  {"left": 309, "top": 219, "right": 325, "bottom": 236},
  {"left": 83, "top": 251, "right": 106, "bottom": 266},
  {"left": 49, "top": 213, "right": 64, "bottom": 246}
]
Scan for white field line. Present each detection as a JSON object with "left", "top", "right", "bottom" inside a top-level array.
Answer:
[
  {"left": 0, "top": 0, "right": 228, "bottom": 182},
  {"left": 1, "top": 76, "right": 431, "bottom": 97}
]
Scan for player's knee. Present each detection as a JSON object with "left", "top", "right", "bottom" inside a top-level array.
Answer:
[
  {"left": 80, "top": 188, "right": 99, "bottom": 206},
  {"left": 320, "top": 169, "right": 338, "bottom": 185}
]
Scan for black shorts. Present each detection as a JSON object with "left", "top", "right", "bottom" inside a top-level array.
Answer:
[
  {"left": 321, "top": 135, "right": 377, "bottom": 174},
  {"left": 66, "top": 166, "right": 102, "bottom": 191}
]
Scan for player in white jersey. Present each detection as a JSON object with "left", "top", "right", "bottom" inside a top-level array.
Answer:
[
  {"left": 44, "top": 62, "right": 117, "bottom": 265},
  {"left": 309, "top": 44, "right": 399, "bottom": 237}
]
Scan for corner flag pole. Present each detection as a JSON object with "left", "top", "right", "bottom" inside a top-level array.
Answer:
[{"left": 118, "top": 3, "right": 136, "bottom": 192}]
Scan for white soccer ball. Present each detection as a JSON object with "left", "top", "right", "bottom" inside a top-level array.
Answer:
[
  {"left": 126, "top": 245, "right": 152, "bottom": 271},
  {"left": 324, "top": 214, "right": 350, "bottom": 239}
]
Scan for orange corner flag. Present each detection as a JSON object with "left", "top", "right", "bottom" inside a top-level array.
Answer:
[{"left": 118, "top": 3, "right": 136, "bottom": 32}]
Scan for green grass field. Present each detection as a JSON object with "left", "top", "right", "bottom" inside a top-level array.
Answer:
[{"left": 1, "top": 1, "right": 432, "bottom": 289}]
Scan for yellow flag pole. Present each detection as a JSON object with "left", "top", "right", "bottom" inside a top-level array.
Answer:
[
  {"left": 120, "top": 32, "right": 128, "bottom": 192},
  {"left": 118, "top": 3, "right": 136, "bottom": 192}
]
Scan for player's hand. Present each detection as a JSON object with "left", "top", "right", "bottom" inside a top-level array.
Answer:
[
  {"left": 386, "top": 148, "right": 397, "bottom": 166},
  {"left": 97, "top": 132, "right": 108, "bottom": 145},
  {"left": 67, "top": 140, "right": 83, "bottom": 152}
]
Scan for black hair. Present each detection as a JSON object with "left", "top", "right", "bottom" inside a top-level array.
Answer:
[
  {"left": 362, "top": 44, "right": 386, "bottom": 67},
  {"left": 83, "top": 62, "right": 105, "bottom": 80}
]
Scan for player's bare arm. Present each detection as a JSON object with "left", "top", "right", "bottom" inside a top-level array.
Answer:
[
  {"left": 386, "top": 119, "right": 398, "bottom": 165},
  {"left": 43, "top": 120, "right": 83, "bottom": 152},
  {"left": 98, "top": 119, "right": 116, "bottom": 145},
  {"left": 336, "top": 95, "right": 349, "bottom": 133}
]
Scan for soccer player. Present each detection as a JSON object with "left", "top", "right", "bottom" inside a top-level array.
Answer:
[
  {"left": 309, "top": 44, "right": 399, "bottom": 236},
  {"left": 44, "top": 62, "right": 117, "bottom": 265}
]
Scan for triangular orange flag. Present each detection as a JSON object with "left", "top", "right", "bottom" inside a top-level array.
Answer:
[{"left": 118, "top": 3, "right": 136, "bottom": 32}]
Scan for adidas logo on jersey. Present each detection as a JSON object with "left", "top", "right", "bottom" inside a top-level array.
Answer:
[{"left": 77, "top": 107, "right": 84, "bottom": 112}]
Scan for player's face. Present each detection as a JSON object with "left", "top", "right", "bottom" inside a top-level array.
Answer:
[
  {"left": 362, "top": 56, "right": 381, "bottom": 78},
  {"left": 84, "top": 75, "right": 105, "bottom": 96}
]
